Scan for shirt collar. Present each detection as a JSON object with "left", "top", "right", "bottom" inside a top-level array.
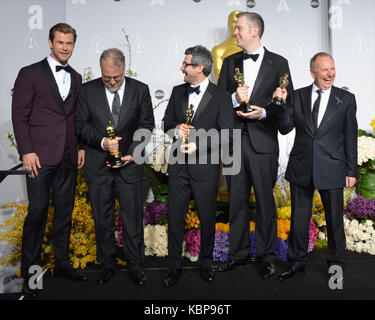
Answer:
[
  {"left": 312, "top": 82, "right": 331, "bottom": 95},
  {"left": 105, "top": 77, "right": 126, "bottom": 95},
  {"left": 244, "top": 46, "right": 264, "bottom": 56},
  {"left": 47, "top": 55, "right": 68, "bottom": 70},
  {"left": 191, "top": 77, "right": 209, "bottom": 94}
]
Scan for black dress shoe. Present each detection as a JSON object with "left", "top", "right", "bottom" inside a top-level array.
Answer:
[
  {"left": 96, "top": 268, "right": 114, "bottom": 285},
  {"left": 278, "top": 266, "right": 306, "bottom": 281},
  {"left": 201, "top": 267, "right": 215, "bottom": 282},
  {"left": 260, "top": 262, "right": 277, "bottom": 279},
  {"left": 216, "top": 260, "right": 236, "bottom": 272},
  {"left": 54, "top": 267, "right": 87, "bottom": 281},
  {"left": 163, "top": 269, "right": 182, "bottom": 288},
  {"left": 129, "top": 269, "right": 147, "bottom": 286}
]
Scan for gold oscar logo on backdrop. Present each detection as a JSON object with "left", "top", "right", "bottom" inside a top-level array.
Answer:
[{"left": 212, "top": 10, "right": 243, "bottom": 81}]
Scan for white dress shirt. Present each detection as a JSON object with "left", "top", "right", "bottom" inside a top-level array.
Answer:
[
  {"left": 105, "top": 79, "right": 126, "bottom": 111},
  {"left": 188, "top": 77, "right": 209, "bottom": 121},
  {"left": 174, "top": 78, "right": 210, "bottom": 139},
  {"left": 47, "top": 55, "right": 71, "bottom": 101},
  {"left": 311, "top": 83, "right": 331, "bottom": 127},
  {"left": 232, "top": 46, "right": 266, "bottom": 119}
]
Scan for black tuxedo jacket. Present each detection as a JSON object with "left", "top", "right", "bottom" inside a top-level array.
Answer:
[
  {"left": 75, "top": 76, "right": 155, "bottom": 184},
  {"left": 217, "top": 47, "right": 294, "bottom": 154},
  {"left": 12, "top": 58, "right": 82, "bottom": 166},
  {"left": 163, "top": 81, "right": 234, "bottom": 181},
  {"left": 281, "top": 85, "right": 358, "bottom": 190}
]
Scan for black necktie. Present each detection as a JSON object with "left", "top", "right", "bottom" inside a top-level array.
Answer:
[
  {"left": 56, "top": 65, "right": 71, "bottom": 73},
  {"left": 112, "top": 91, "right": 121, "bottom": 126},
  {"left": 188, "top": 85, "right": 200, "bottom": 95},
  {"left": 312, "top": 89, "right": 323, "bottom": 131},
  {"left": 243, "top": 53, "right": 259, "bottom": 62}
]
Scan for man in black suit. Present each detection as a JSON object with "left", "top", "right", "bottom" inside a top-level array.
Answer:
[
  {"left": 278, "top": 52, "right": 357, "bottom": 281},
  {"left": 216, "top": 12, "right": 294, "bottom": 278},
  {"left": 162, "top": 45, "right": 234, "bottom": 287},
  {"left": 12, "top": 23, "right": 86, "bottom": 298},
  {"left": 75, "top": 48, "right": 155, "bottom": 286}
]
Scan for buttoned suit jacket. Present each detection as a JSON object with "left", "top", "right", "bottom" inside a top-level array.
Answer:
[
  {"left": 217, "top": 47, "right": 294, "bottom": 154},
  {"left": 75, "top": 76, "right": 155, "bottom": 185},
  {"left": 162, "top": 81, "right": 234, "bottom": 181},
  {"left": 281, "top": 85, "right": 358, "bottom": 189}
]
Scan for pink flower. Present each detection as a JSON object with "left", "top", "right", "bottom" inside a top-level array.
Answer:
[
  {"left": 308, "top": 219, "right": 318, "bottom": 252},
  {"left": 184, "top": 230, "right": 201, "bottom": 256}
]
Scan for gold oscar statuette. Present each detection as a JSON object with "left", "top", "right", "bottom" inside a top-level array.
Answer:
[
  {"left": 184, "top": 104, "right": 194, "bottom": 143},
  {"left": 105, "top": 121, "right": 124, "bottom": 166},
  {"left": 271, "top": 73, "right": 289, "bottom": 106},
  {"left": 234, "top": 68, "right": 253, "bottom": 112}
]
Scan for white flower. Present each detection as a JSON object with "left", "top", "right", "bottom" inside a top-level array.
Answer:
[
  {"left": 350, "top": 219, "right": 359, "bottom": 228},
  {"left": 318, "top": 231, "right": 327, "bottom": 240},
  {"left": 362, "top": 242, "right": 370, "bottom": 253},
  {"left": 355, "top": 242, "right": 363, "bottom": 253},
  {"left": 365, "top": 220, "right": 374, "bottom": 227},
  {"left": 357, "top": 136, "right": 375, "bottom": 165},
  {"left": 368, "top": 244, "right": 375, "bottom": 255},
  {"left": 143, "top": 225, "right": 168, "bottom": 257}
]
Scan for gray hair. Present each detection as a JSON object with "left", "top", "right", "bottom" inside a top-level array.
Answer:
[
  {"left": 100, "top": 48, "right": 125, "bottom": 69},
  {"left": 185, "top": 45, "right": 213, "bottom": 77},
  {"left": 236, "top": 12, "right": 265, "bottom": 38},
  {"left": 310, "top": 52, "right": 334, "bottom": 71}
]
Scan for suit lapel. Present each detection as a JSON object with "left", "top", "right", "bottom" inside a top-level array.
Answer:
[
  {"left": 96, "top": 80, "right": 114, "bottom": 127},
  {"left": 301, "top": 85, "right": 315, "bottom": 135},
  {"left": 117, "top": 77, "right": 132, "bottom": 129},
  {"left": 234, "top": 52, "right": 244, "bottom": 74},
  {"left": 41, "top": 58, "right": 65, "bottom": 115},
  {"left": 65, "top": 71, "right": 78, "bottom": 116},
  {"left": 250, "top": 48, "right": 272, "bottom": 100},
  {"left": 317, "top": 86, "right": 341, "bottom": 133},
  {"left": 180, "top": 84, "right": 190, "bottom": 122},
  {"left": 192, "top": 82, "right": 213, "bottom": 123}
]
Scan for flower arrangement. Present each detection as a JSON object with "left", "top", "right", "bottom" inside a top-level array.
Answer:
[
  {"left": 0, "top": 172, "right": 98, "bottom": 273},
  {"left": 344, "top": 217, "right": 375, "bottom": 254},
  {"left": 345, "top": 195, "right": 375, "bottom": 220},
  {"left": 144, "top": 224, "right": 168, "bottom": 257},
  {"left": 357, "top": 121, "right": 375, "bottom": 199},
  {"left": 143, "top": 201, "right": 168, "bottom": 226}
]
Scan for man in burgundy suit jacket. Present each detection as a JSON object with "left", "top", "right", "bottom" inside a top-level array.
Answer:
[{"left": 12, "top": 23, "right": 86, "bottom": 298}]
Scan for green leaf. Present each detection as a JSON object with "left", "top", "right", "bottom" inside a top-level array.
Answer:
[{"left": 358, "top": 171, "right": 375, "bottom": 199}]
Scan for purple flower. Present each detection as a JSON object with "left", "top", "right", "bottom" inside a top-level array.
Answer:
[
  {"left": 213, "top": 230, "right": 230, "bottom": 261},
  {"left": 143, "top": 201, "right": 168, "bottom": 225},
  {"left": 274, "top": 237, "right": 288, "bottom": 261},
  {"left": 345, "top": 196, "right": 375, "bottom": 220}
]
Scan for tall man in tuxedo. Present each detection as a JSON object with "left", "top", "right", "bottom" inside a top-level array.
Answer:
[
  {"left": 75, "top": 48, "right": 154, "bottom": 286},
  {"left": 217, "top": 12, "right": 294, "bottom": 278},
  {"left": 162, "top": 45, "right": 234, "bottom": 287},
  {"left": 278, "top": 52, "right": 357, "bottom": 281},
  {"left": 12, "top": 23, "right": 86, "bottom": 298}
]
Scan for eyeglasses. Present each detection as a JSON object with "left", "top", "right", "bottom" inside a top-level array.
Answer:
[
  {"left": 182, "top": 61, "right": 198, "bottom": 68},
  {"left": 102, "top": 75, "right": 123, "bottom": 82}
]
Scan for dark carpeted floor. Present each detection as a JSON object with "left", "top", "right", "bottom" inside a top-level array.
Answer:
[{"left": 1, "top": 248, "right": 374, "bottom": 302}]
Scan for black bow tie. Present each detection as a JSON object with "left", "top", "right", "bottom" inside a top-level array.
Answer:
[
  {"left": 188, "top": 85, "right": 200, "bottom": 95},
  {"left": 56, "top": 65, "right": 71, "bottom": 73},
  {"left": 243, "top": 53, "right": 259, "bottom": 62}
]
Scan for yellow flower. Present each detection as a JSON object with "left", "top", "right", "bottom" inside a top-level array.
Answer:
[
  {"left": 371, "top": 118, "right": 375, "bottom": 132},
  {"left": 250, "top": 221, "right": 256, "bottom": 233},
  {"left": 216, "top": 222, "right": 229, "bottom": 233}
]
